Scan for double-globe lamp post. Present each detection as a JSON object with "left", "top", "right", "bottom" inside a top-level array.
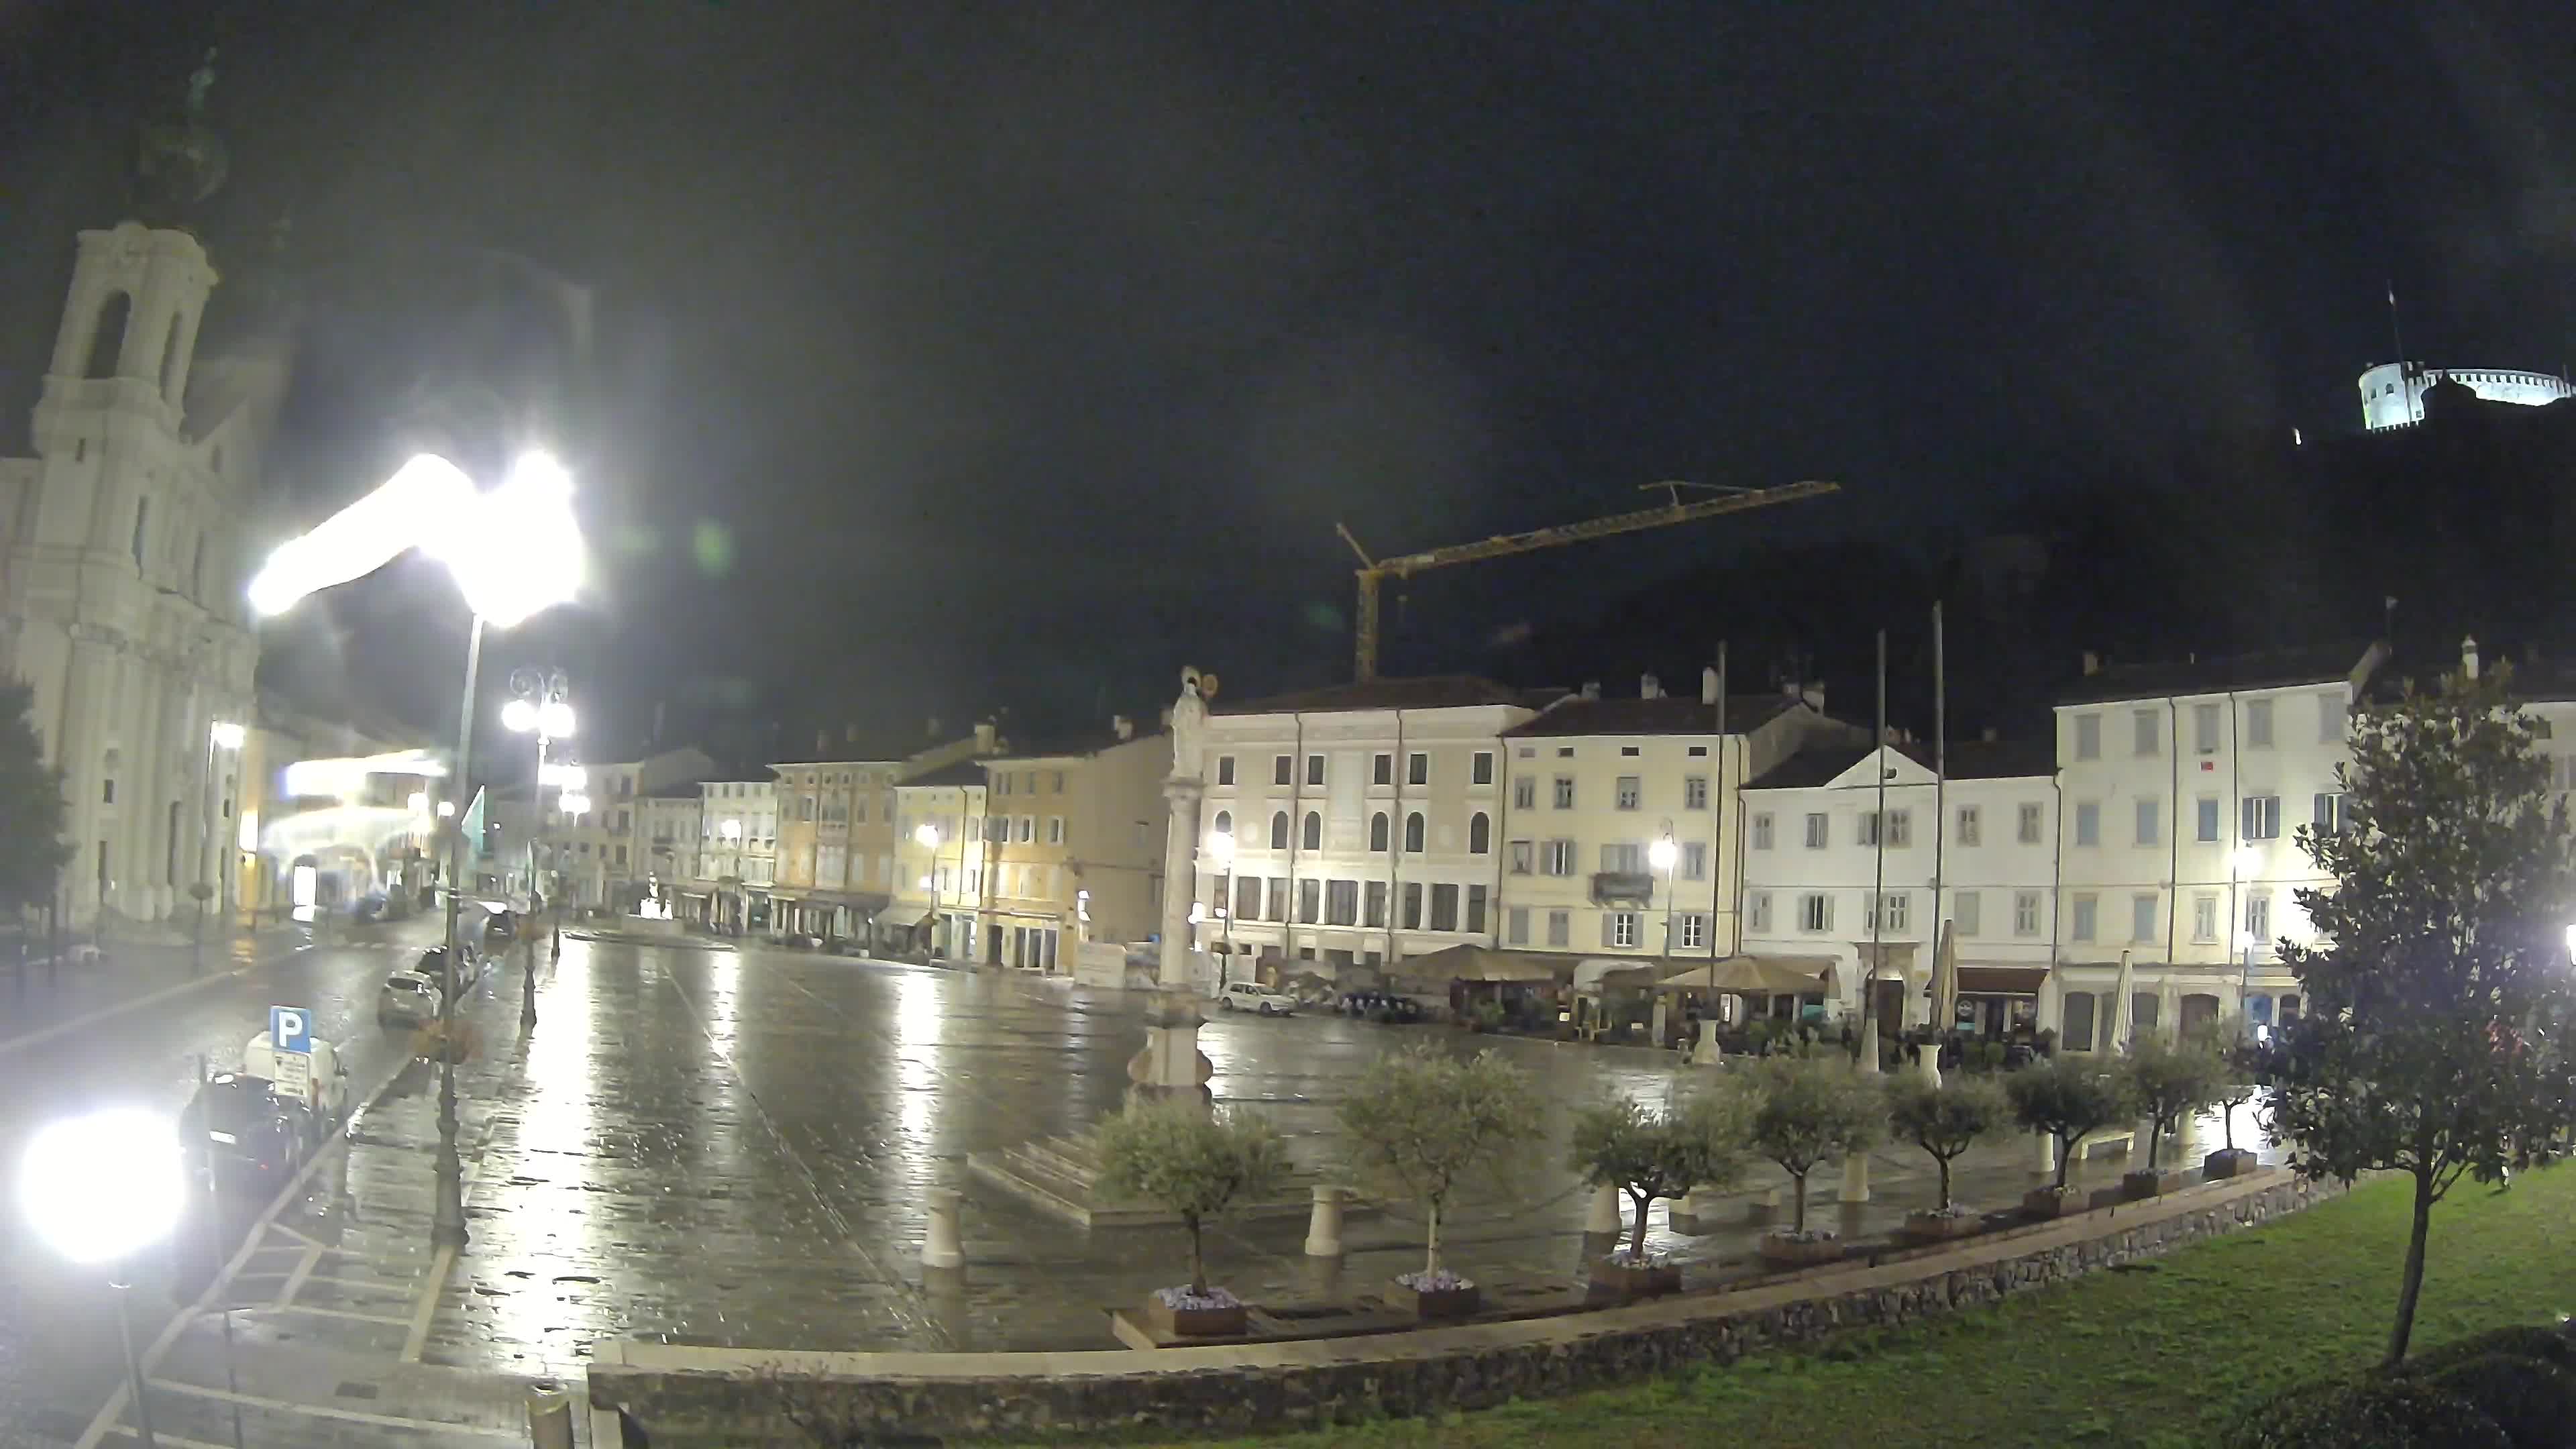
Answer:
[
  {"left": 503, "top": 669, "right": 576, "bottom": 1005},
  {"left": 21, "top": 1107, "right": 187, "bottom": 1448},
  {"left": 1204, "top": 827, "right": 1234, "bottom": 987},
  {"left": 248, "top": 449, "right": 584, "bottom": 1252}
]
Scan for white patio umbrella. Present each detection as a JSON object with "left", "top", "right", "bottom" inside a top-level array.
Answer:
[{"left": 2108, "top": 949, "right": 2136, "bottom": 1054}]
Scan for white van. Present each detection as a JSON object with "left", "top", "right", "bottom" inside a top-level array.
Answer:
[{"left": 239, "top": 1030, "right": 352, "bottom": 1130}]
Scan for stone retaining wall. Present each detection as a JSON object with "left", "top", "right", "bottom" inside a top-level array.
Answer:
[{"left": 590, "top": 1169, "right": 2344, "bottom": 1446}]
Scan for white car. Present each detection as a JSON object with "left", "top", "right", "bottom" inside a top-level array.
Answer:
[
  {"left": 1216, "top": 981, "right": 1298, "bottom": 1016},
  {"left": 377, "top": 971, "right": 441, "bottom": 1027}
]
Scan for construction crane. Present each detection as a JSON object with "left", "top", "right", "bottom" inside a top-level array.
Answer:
[{"left": 1334, "top": 478, "right": 1841, "bottom": 682}]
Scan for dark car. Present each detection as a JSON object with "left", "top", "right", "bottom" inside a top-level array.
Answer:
[
  {"left": 1339, "top": 990, "right": 1425, "bottom": 1024},
  {"left": 483, "top": 909, "right": 519, "bottom": 944},
  {"left": 416, "top": 945, "right": 483, "bottom": 996},
  {"left": 182, "top": 1074, "right": 315, "bottom": 1194}
]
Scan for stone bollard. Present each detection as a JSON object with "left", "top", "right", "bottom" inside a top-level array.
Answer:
[
  {"left": 1839, "top": 1151, "right": 1871, "bottom": 1203},
  {"left": 2036, "top": 1128, "right": 2059, "bottom": 1175},
  {"left": 922, "top": 1187, "right": 965, "bottom": 1269},
  {"left": 1303, "top": 1185, "right": 1350, "bottom": 1257},
  {"left": 1917, "top": 1047, "right": 1944, "bottom": 1089},
  {"left": 1749, "top": 1186, "right": 1781, "bottom": 1224},
  {"left": 526, "top": 1378, "right": 574, "bottom": 1449},
  {"left": 1696, "top": 1018, "right": 1725, "bottom": 1068},
  {"left": 1585, "top": 1183, "right": 1622, "bottom": 1236}
]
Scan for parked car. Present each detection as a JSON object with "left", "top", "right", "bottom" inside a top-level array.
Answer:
[
  {"left": 378, "top": 970, "right": 441, "bottom": 1027},
  {"left": 182, "top": 1074, "right": 314, "bottom": 1194},
  {"left": 415, "top": 945, "right": 483, "bottom": 995},
  {"left": 1339, "top": 990, "right": 1426, "bottom": 1024},
  {"left": 483, "top": 908, "right": 520, "bottom": 944},
  {"left": 1216, "top": 981, "right": 1299, "bottom": 1016}
]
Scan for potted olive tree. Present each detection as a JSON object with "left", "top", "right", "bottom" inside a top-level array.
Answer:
[
  {"left": 2006, "top": 1057, "right": 2133, "bottom": 1218},
  {"left": 2122, "top": 1031, "right": 2224, "bottom": 1199},
  {"left": 1746, "top": 1055, "right": 1882, "bottom": 1266},
  {"left": 1095, "top": 1097, "right": 1291, "bottom": 1338},
  {"left": 1886, "top": 1075, "right": 2010, "bottom": 1242},
  {"left": 1568, "top": 1090, "right": 1750, "bottom": 1299},
  {"left": 1336, "top": 1045, "right": 1540, "bottom": 1318},
  {"left": 2205, "top": 1033, "right": 2270, "bottom": 1179}
]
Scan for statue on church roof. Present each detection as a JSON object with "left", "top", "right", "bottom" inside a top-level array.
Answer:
[{"left": 132, "top": 47, "right": 230, "bottom": 230}]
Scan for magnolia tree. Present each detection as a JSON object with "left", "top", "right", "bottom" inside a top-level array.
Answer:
[
  {"left": 2007, "top": 1057, "right": 2133, "bottom": 1192},
  {"left": 1336, "top": 1045, "right": 1540, "bottom": 1286},
  {"left": 1095, "top": 1097, "right": 1291, "bottom": 1301},
  {"left": 2266, "top": 666, "right": 2576, "bottom": 1365},
  {"left": 2124, "top": 1032, "right": 2226, "bottom": 1172},
  {"left": 1886, "top": 1075, "right": 2009, "bottom": 1214},
  {"left": 1745, "top": 1056, "right": 1882, "bottom": 1236},
  {"left": 1568, "top": 1091, "right": 1751, "bottom": 1263}
]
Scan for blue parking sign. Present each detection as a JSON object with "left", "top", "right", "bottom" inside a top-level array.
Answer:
[{"left": 270, "top": 1005, "right": 313, "bottom": 1055}]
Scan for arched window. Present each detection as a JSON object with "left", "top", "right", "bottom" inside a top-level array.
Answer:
[
  {"left": 1270, "top": 812, "right": 1289, "bottom": 850},
  {"left": 1301, "top": 811, "right": 1322, "bottom": 851},
  {"left": 1212, "top": 809, "right": 1232, "bottom": 838},
  {"left": 85, "top": 292, "right": 131, "bottom": 380},
  {"left": 1468, "top": 812, "right": 1491, "bottom": 854},
  {"left": 1404, "top": 812, "right": 1426, "bottom": 853},
  {"left": 1370, "top": 812, "right": 1390, "bottom": 852}
]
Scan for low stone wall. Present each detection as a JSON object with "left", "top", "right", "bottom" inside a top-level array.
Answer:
[{"left": 590, "top": 1169, "right": 2343, "bottom": 1447}]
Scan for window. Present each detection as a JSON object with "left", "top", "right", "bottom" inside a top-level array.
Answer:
[
  {"left": 1326, "top": 879, "right": 1358, "bottom": 925},
  {"left": 1373, "top": 753, "right": 1393, "bottom": 786},
  {"left": 1601, "top": 841, "right": 1645, "bottom": 873},
  {"left": 2247, "top": 893, "right": 2271, "bottom": 944},
  {"left": 1364, "top": 879, "right": 1387, "bottom": 927},
  {"left": 1236, "top": 876, "right": 1260, "bottom": 919},
  {"left": 1605, "top": 910, "right": 1640, "bottom": 948},
  {"left": 2242, "top": 795, "right": 2282, "bottom": 841},
  {"left": 1512, "top": 777, "right": 1536, "bottom": 810},
  {"left": 1466, "top": 884, "right": 1487, "bottom": 934},
  {"left": 1678, "top": 913, "right": 1709, "bottom": 949},
  {"left": 1805, "top": 812, "right": 1828, "bottom": 849},
  {"left": 2194, "top": 702, "right": 2220, "bottom": 753},
  {"left": 2318, "top": 692, "right": 2343, "bottom": 743},
  {"left": 1506, "top": 906, "right": 1530, "bottom": 945},
  {"left": 615, "top": 844, "right": 628, "bottom": 865},
  {"left": 1270, "top": 812, "right": 1289, "bottom": 850},
  {"left": 2018, "top": 802, "right": 2043, "bottom": 844},
  {"left": 2196, "top": 796, "right": 2220, "bottom": 843},
  {"left": 1301, "top": 811, "right": 1322, "bottom": 850},
  {"left": 2245, "top": 700, "right": 2274, "bottom": 748},
  {"left": 1956, "top": 805, "right": 1980, "bottom": 846},
  {"left": 1873, "top": 892, "right": 1910, "bottom": 933},
  {"left": 2072, "top": 893, "right": 2098, "bottom": 942},
  {"left": 2074, "top": 801, "right": 2100, "bottom": 847},
  {"left": 2135, "top": 798, "right": 2159, "bottom": 847},
  {"left": 2192, "top": 892, "right": 2218, "bottom": 943},
  {"left": 131, "top": 495, "right": 150, "bottom": 568},
  {"left": 1408, "top": 752, "right": 1429, "bottom": 786},
  {"left": 1273, "top": 755, "right": 1293, "bottom": 785},
  {"left": 2312, "top": 792, "right": 2350, "bottom": 834},
  {"left": 1748, "top": 892, "right": 1773, "bottom": 932},
  {"left": 2074, "top": 714, "right": 2101, "bottom": 760},
  {"left": 1047, "top": 816, "right": 1065, "bottom": 845},
  {"left": 102, "top": 777, "right": 115, "bottom": 805},
  {"left": 1472, "top": 751, "right": 1495, "bottom": 786},
  {"left": 1298, "top": 878, "right": 1322, "bottom": 924},
  {"left": 1547, "top": 909, "right": 1570, "bottom": 947},
  {"left": 1621, "top": 746, "right": 1640, "bottom": 757},
  {"left": 1216, "top": 755, "right": 1236, "bottom": 786},
  {"left": 2062, "top": 992, "right": 2096, "bottom": 1053},
  {"left": 1018, "top": 815, "right": 1036, "bottom": 843},
  {"left": 1306, "top": 753, "right": 1326, "bottom": 786},
  {"left": 1403, "top": 812, "right": 1425, "bottom": 852},
  {"left": 1752, "top": 812, "right": 1774, "bottom": 849},
  {"left": 1553, "top": 776, "right": 1575, "bottom": 808},
  {"left": 1797, "top": 893, "right": 1832, "bottom": 932},
  {"left": 1468, "top": 812, "right": 1491, "bottom": 854},
  {"left": 2013, "top": 890, "right": 2041, "bottom": 937},
  {"left": 1687, "top": 745, "right": 1708, "bottom": 758},
  {"left": 1508, "top": 839, "right": 1532, "bottom": 874},
  {"left": 1430, "top": 883, "right": 1459, "bottom": 930},
  {"left": 1683, "top": 775, "right": 1709, "bottom": 810},
  {"left": 1680, "top": 841, "right": 1707, "bottom": 881},
  {"left": 2133, "top": 708, "right": 2160, "bottom": 757},
  {"left": 1541, "top": 839, "right": 1576, "bottom": 875},
  {"left": 1858, "top": 812, "right": 1880, "bottom": 847},
  {"left": 996, "top": 775, "right": 1012, "bottom": 797},
  {"left": 1614, "top": 775, "right": 1641, "bottom": 810},
  {"left": 1369, "top": 812, "right": 1389, "bottom": 851},
  {"left": 1886, "top": 809, "right": 1911, "bottom": 847},
  {"left": 2131, "top": 894, "right": 2158, "bottom": 943}
]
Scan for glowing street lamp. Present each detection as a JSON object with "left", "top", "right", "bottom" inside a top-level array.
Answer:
[
  {"left": 1648, "top": 825, "right": 1680, "bottom": 961},
  {"left": 1204, "top": 828, "right": 1236, "bottom": 984},
  {"left": 504, "top": 668, "right": 575, "bottom": 977},
  {"left": 22, "top": 1108, "right": 186, "bottom": 1447}
]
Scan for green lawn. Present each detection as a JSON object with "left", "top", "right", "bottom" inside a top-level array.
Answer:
[{"left": 1126, "top": 1168, "right": 2576, "bottom": 1449}]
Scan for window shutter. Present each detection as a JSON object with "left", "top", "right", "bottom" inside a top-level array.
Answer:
[{"left": 1601, "top": 912, "right": 1616, "bottom": 948}]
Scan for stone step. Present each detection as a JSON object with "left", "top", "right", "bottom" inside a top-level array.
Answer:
[{"left": 1007, "top": 1136, "right": 1102, "bottom": 1187}]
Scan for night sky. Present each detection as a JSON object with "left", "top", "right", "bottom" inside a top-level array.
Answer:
[{"left": 4, "top": 1, "right": 2574, "bottom": 766}]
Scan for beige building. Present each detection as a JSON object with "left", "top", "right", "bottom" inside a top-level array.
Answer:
[
  {"left": 889, "top": 760, "right": 991, "bottom": 957},
  {"left": 973, "top": 720, "right": 1172, "bottom": 971},
  {"left": 769, "top": 723, "right": 996, "bottom": 943}
]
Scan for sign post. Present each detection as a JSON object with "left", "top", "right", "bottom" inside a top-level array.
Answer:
[{"left": 269, "top": 1005, "right": 313, "bottom": 1102}]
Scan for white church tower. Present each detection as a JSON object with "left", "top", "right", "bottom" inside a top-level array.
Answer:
[{"left": 0, "top": 53, "right": 268, "bottom": 928}]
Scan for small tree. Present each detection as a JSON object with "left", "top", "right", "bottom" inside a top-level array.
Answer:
[
  {"left": 1336, "top": 1045, "right": 1540, "bottom": 1280},
  {"left": 2007, "top": 1057, "right": 2133, "bottom": 1191},
  {"left": 0, "top": 681, "right": 70, "bottom": 923},
  {"left": 2214, "top": 1032, "right": 2277, "bottom": 1155},
  {"left": 2124, "top": 1031, "right": 2225, "bottom": 1171},
  {"left": 1568, "top": 1090, "right": 1751, "bottom": 1261},
  {"left": 1745, "top": 1056, "right": 1883, "bottom": 1234},
  {"left": 1886, "top": 1075, "right": 2009, "bottom": 1212},
  {"left": 1095, "top": 1097, "right": 1291, "bottom": 1297},
  {"left": 2266, "top": 666, "right": 2576, "bottom": 1366}
]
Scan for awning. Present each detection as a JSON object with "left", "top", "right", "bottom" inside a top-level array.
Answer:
[
  {"left": 875, "top": 903, "right": 931, "bottom": 929},
  {"left": 1573, "top": 957, "right": 1660, "bottom": 992},
  {"left": 1957, "top": 965, "right": 2050, "bottom": 996},
  {"left": 1392, "top": 944, "right": 1569, "bottom": 984},
  {"left": 1658, "top": 955, "right": 1831, "bottom": 995}
]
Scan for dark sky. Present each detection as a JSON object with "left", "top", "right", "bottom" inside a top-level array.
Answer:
[{"left": 5, "top": 1, "right": 2575, "bottom": 765}]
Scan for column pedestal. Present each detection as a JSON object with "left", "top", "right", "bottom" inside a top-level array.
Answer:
[
  {"left": 1584, "top": 1183, "right": 1622, "bottom": 1236},
  {"left": 1303, "top": 1185, "right": 1349, "bottom": 1257},
  {"left": 1695, "top": 1017, "right": 1724, "bottom": 1067},
  {"left": 1839, "top": 1151, "right": 1870, "bottom": 1204},
  {"left": 1126, "top": 990, "right": 1214, "bottom": 1102}
]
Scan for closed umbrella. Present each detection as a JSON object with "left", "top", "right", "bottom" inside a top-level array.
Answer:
[
  {"left": 2109, "top": 949, "right": 2135, "bottom": 1055},
  {"left": 1929, "top": 920, "right": 1960, "bottom": 1034}
]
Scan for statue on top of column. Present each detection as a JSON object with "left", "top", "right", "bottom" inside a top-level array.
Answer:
[{"left": 1171, "top": 667, "right": 1215, "bottom": 781}]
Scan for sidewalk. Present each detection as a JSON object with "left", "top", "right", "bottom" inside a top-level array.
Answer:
[{"left": 0, "top": 921, "right": 311, "bottom": 1051}]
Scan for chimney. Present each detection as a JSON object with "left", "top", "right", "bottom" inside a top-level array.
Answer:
[
  {"left": 2462, "top": 635, "right": 2480, "bottom": 680},
  {"left": 1112, "top": 714, "right": 1134, "bottom": 741},
  {"left": 973, "top": 719, "right": 996, "bottom": 752},
  {"left": 816, "top": 729, "right": 827, "bottom": 754},
  {"left": 1801, "top": 683, "right": 1827, "bottom": 714},
  {"left": 1640, "top": 673, "right": 1662, "bottom": 700},
  {"left": 1782, "top": 680, "right": 1801, "bottom": 700},
  {"left": 1701, "top": 667, "right": 1720, "bottom": 705},
  {"left": 1580, "top": 680, "right": 1601, "bottom": 700},
  {"left": 1982, "top": 727, "right": 1998, "bottom": 744},
  {"left": 2080, "top": 650, "right": 2102, "bottom": 677}
]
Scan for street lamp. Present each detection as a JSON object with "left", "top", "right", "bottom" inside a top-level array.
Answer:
[
  {"left": 247, "top": 448, "right": 584, "bottom": 1256},
  {"left": 1205, "top": 828, "right": 1236, "bottom": 986},
  {"left": 504, "top": 669, "right": 574, "bottom": 977},
  {"left": 21, "top": 1108, "right": 186, "bottom": 1448},
  {"left": 195, "top": 720, "right": 246, "bottom": 973},
  {"left": 1648, "top": 824, "right": 1680, "bottom": 963}
]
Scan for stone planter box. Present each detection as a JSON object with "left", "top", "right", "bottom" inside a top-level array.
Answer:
[
  {"left": 1898, "top": 1209, "right": 1984, "bottom": 1244},
  {"left": 1756, "top": 1232, "right": 1845, "bottom": 1267},
  {"left": 2123, "top": 1169, "right": 2184, "bottom": 1201},
  {"left": 2086, "top": 1185, "right": 2129, "bottom": 1212},
  {"left": 1391, "top": 1277, "right": 1481, "bottom": 1320},
  {"left": 1142, "top": 1295, "right": 1248, "bottom": 1339},
  {"left": 1588, "top": 1258, "right": 1682, "bottom": 1300},
  {"left": 2023, "top": 1186, "right": 2083, "bottom": 1220},
  {"left": 2203, "top": 1147, "right": 2258, "bottom": 1180}
]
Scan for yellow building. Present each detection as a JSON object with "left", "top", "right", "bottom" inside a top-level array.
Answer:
[
  {"left": 973, "top": 720, "right": 1171, "bottom": 971},
  {"left": 773, "top": 723, "right": 1001, "bottom": 945}
]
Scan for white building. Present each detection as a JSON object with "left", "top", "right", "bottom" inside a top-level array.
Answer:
[
  {"left": 0, "top": 221, "right": 280, "bottom": 927},
  {"left": 1495, "top": 672, "right": 1853, "bottom": 975},
  {"left": 690, "top": 771, "right": 777, "bottom": 929},
  {"left": 1741, "top": 737, "right": 2057, "bottom": 1036},
  {"left": 2359, "top": 362, "right": 2574, "bottom": 430}
]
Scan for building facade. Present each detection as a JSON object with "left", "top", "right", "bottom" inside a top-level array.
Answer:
[
  {"left": 639, "top": 786, "right": 701, "bottom": 907},
  {"left": 973, "top": 721, "right": 1172, "bottom": 971},
  {"left": 769, "top": 723, "right": 996, "bottom": 941},
  {"left": 691, "top": 772, "right": 777, "bottom": 929},
  {"left": 889, "top": 761, "right": 989, "bottom": 957},
  {"left": 2359, "top": 361, "right": 2575, "bottom": 430}
]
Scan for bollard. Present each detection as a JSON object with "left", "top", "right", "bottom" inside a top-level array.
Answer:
[
  {"left": 922, "top": 1187, "right": 965, "bottom": 1269},
  {"left": 2036, "top": 1128, "right": 2059, "bottom": 1175},
  {"left": 1584, "top": 1183, "right": 1621, "bottom": 1235},
  {"left": 1695, "top": 1018, "right": 1725, "bottom": 1068},
  {"left": 1839, "top": 1151, "right": 1871, "bottom": 1203},
  {"left": 1916, "top": 1048, "right": 1944, "bottom": 1089},
  {"left": 526, "top": 1378, "right": 574, "bottom": 1449},
  {"left": 1749, "top": 1185, "right": 1780, "bottom": 1223},
  {"left": 1303, "top": 1185, "right": 1348, "bottom": 1257}
]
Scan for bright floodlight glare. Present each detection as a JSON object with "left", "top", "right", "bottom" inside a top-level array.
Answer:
[
  {"left": 437, "top": 801, "right": 456, "bottom": 818},
  {"left": 20, "top": 1108, "right": 184, "bottom": 1265},
  {"left": 539, "top": 700, "right": 575, "bottom": 737},
  {"left": 408, "top": 790, "right": 429, "bottom": 814},
  {"left": 1205, "top": 829, "right": 1235, "bottom": 865},
  {"left": 2233, "top": 845, "right": 2261, "bottom": 878},
  {"left": 913, "top": 822, "right": 939, "bottom": 847},
  {"left": 426, "top": 449, "right": 585, "bottom": 628},
  {"left": 209, "top": 720, "right": 246, "bottom": 751},
  {"left": 247, "top": 453, "right": 478, "bottom": 616},
  {"left": 539, "top": 762, "right": 588, "bottom": 789},
  {"left": 501, "top": 699, "right": 538, "bottom": 733},
  {"left": 722, "top": 818, "right": 743, "bottom": 841},
  {"left": 560, "top": 792, "right": 592, "bottom": 816},
  {"left": 1648, "top": 836, "right": 1679, "bottom": 871},
  {"left": 2564, "top": 924, "right": 2576, "bottom": 963}
]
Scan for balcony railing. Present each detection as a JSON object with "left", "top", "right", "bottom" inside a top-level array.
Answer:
[{"left": 1590, "top": 871, "right": 1654, "bottom": 904}]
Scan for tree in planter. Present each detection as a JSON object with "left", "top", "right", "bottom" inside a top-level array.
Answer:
[
  {"left": 1568, "top": 1090, "right": 1751, "bottom": 1263},
  {"left": 1886, "top": 1075, "right": 2009, "bottom": 1213},
  {"left": 1336, "top": 1044, "right": 1540, "bottom": 1287},
  {"left": 2123, "top": 1030, "right": 2225, "bottom": 1173},
  {"left": 1094, "top": 1097, "right": 1291, "bottom": 1301},
  {"left": 2006, "top": 1057, "right": 2133, "bottom": 1193},
  {"left": 0, "top": 681, "right": 70, "bottom": 926},
  {"left": 2264, "top": 665, "right": 2576, "bottom": 1366},
  {"left": 1745, "top": 1055, "right": 1883, "bottom": 1236}
]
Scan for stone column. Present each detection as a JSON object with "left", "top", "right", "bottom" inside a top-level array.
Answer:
[
  {"left": 1303, "top": 1185, "right": 1348, "bottom": 1257},
  {"left": 1843, "top": 1015, "right": 1880, "bottom": 1203},
  {"left": 1583, "top": 1183, "right": 1621, "bottom": 1235},
  {"left": 1127, "top": 669, "right": 1214, "bottom": 1102}
]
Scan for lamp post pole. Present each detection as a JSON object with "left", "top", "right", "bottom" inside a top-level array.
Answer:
[{"left": 431, "top": 614, "right": 485, "bottom": 1251}]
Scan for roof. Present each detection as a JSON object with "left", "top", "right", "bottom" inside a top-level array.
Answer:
[
  {"left": 1213, "top": 676, "right": 1560, "bottom": 716},
  {"left": 1505, "top": 693, "right": 1801, "bottom": 738},
  {"left": 899, "top": 759, "right": 988, "bottom": 789},
  {"left": 641, "top": 783, "right": 704, "bottom": 802},
  {"left": 1747, "top": 737, "right": 2055, "bottom": 790},
  {"left": 985, "top": 726, "right": 1165, "bottom": 762},
  {"left": 2055, "top": 643, "right": 2381, "bottom": 705}
]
